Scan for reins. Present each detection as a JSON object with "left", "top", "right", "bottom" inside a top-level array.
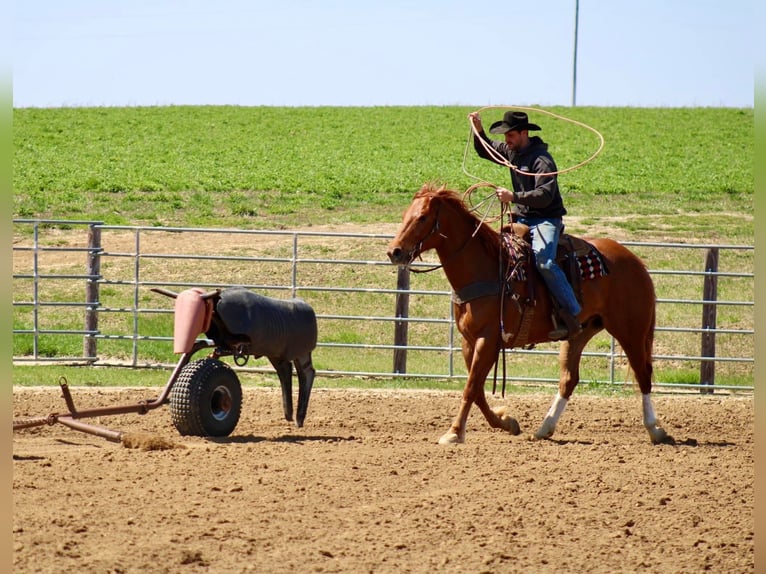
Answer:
[
  {"left": 458, "top": 183, "right": 534, "bottom": 398},
  {"left": 408, "top": 186, "right": 531, "bottom": 398}
]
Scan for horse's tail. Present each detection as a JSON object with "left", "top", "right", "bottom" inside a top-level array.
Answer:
[
  {"left": 646, "top": 301, "right": 656, "bottom": 380},
  {"left": 641, "top": 265, "right": 658, "bottom": 389}
]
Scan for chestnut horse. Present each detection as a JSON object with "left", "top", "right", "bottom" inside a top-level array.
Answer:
[{"left": 387, "top": 183, "right": 668, "bottom": 445}]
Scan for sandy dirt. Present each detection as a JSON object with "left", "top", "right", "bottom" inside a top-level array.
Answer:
[{"left": 13, "top": 386, "right": 753, "bottom": 573}]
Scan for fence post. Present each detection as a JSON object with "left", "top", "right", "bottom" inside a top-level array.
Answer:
[
  {"left": 83, "top": 224, "right": 102, "bottom": 363},
  {"left": 393, "top": 267, "right": 410, "bottom": 374},
  {"left": 700, "top": 247, "right": 718, "bottom": 394}
]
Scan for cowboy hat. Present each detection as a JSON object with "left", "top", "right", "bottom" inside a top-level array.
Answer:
[{"left": 488, "top": 111, "right": 542, "bottom": 134}]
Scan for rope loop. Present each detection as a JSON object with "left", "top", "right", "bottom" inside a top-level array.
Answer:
[
  {"left": 462, "top": 181, "right": 503, "bottom": 226},
  {"left": 461, "top": 105, "right": 605, "bottom": 182}
]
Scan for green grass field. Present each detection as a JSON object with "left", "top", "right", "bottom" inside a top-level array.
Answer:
[
  {"left": 12, "top": 105, "right": 754, "bottom": 391},
  {"left": 13, "top": 105, "right": 753, "bottom": 240}
]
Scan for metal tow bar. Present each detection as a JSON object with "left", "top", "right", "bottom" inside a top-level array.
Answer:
[{"left": 12, "top": 342, "right": 209, "bottom": 442}]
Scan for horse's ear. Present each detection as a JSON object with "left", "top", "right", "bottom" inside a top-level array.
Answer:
[
  {"left": 417, "top": 182, "right": 437, "bottom": 198},
  {"left": 425, "top": 191, "right": 443, "bottom": 212}
]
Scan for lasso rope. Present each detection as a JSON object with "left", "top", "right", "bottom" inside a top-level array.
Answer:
[
  {"left": 461, "top": 105, "right": 605, "bottom": 190},
  {"left": 462, "top": 181, "right": 504, "bottom": 223}
]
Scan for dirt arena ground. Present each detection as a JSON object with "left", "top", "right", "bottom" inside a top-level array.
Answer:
[{"left": 13, "top": 386, "right": 753, "bottom": 573}]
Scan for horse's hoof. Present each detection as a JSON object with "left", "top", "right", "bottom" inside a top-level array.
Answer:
[
  {"left": 533, "top": 428, "right": 554, "bottom": 440},
  {"left": 492, "top": 406, "right": 521, "bottom": 436},
  {"left": 506, "top": 417, "right": 521, "bottom": 435},
  {"left": 438, "top": 432, "right": 462, "bottom": 445}
]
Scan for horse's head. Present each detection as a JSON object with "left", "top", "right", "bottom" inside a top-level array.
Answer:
[{"left": 387, "top": 183, "right": 447, "bottom": 267}]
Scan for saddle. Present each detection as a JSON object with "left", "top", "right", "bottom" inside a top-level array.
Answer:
[{"left": 500, "top": 223, "right": 609, "bottom": 304}]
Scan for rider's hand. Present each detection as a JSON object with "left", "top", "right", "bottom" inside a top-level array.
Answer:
[
  {"left": 496, "top": 187, "right": 515, "bottom": 203},
  {"left": 468, "top": 112, "right": 483, "bottom": 131}
]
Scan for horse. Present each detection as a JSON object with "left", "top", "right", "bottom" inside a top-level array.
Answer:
[{"left": 386, "top": 182, "right": 668, "bottom": 445}]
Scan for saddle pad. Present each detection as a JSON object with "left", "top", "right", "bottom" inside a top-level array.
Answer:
[
  {"left": 557, "top": 235, "right": 609, "bottom": 281},
  {"left": 573, "top": 248, "right": 609, "bottom": 280}
]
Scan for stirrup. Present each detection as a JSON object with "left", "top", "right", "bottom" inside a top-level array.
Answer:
[
  {"left": 548, "top": 313, "right": 581, "bottom": 341},
  {"left": 548, "top": 326, "right": 569, "bottom": 341}
]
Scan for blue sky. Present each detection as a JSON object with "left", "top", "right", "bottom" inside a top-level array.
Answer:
[{"left": 13, "top": 0, "right": 755, "bottom": 108}]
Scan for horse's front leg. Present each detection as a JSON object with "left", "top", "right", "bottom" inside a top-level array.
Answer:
[
  {"left": 474, "top": 392, "right": 521, "bottom": 436},
  {"left": 439, "top": 336, "right": 519, "bottom": 444},
  {"left": 439, "top": 337, "right": 480, "bottom": 444},
  {"left": 439, "top": 398, "right": 471, "bottom": 445}
]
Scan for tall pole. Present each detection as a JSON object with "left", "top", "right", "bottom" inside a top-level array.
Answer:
[{"left": 572, "top": 0, "right": 580, "bottom": 106}]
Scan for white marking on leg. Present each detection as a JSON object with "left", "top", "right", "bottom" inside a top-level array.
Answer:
[
  {"left": 547, "top": 393, "right": 569, "bottom": 421},
  {"left": 642, "top": 393, "right": 657, "bottom": 427},
  {"left": 642, "top": 393, "right": 667, "bottom": 443},
  {"left": 535, "top": 394, "right": 568, "bottom": 439}
]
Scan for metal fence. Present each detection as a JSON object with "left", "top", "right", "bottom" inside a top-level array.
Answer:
[{"left": 12, "top": 219, "right": 754, "bottom": 392}]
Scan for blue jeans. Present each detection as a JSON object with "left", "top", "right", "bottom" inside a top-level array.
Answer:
[{"left": 517, "top": 216, "right": 582, "bottom": 316}]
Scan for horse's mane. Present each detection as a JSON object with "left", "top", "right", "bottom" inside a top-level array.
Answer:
[{"left": 415, "top": 182, "right": 501, "bottom": 251}]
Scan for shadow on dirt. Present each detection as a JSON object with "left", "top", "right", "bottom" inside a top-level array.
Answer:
[
  {"left": 206, "top": 434, "right": 359, "bottom": 445},
  {"left": 670, "top": 437, "right": 739, "bottom": 447},
  {"left": 538, "top": 437, "right": 595, "bottom": 446}
]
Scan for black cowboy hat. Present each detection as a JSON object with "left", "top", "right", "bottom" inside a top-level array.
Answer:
[{"left": 489, "top": 111, "right": 542, "bottom": 134}]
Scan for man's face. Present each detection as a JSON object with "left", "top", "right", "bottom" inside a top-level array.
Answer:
[{"left": 504, "top": 129, "right": 526, "bottom": 152}]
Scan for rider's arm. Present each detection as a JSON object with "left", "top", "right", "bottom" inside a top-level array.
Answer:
[{"left": 473, "top": 130, "right": 511, "bottom": 166}]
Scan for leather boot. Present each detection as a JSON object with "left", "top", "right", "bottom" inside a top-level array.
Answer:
[{"left": 548, "top": 310, "right": 582, "bottom": 341}]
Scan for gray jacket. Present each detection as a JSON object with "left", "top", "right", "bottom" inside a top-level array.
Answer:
[{"left": 474, "top": 132, "right": 566, "bottom": 219}]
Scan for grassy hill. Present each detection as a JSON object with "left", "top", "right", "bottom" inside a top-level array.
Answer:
[{"left": 13, "top": 105, "right": 753, "bottom": 243}]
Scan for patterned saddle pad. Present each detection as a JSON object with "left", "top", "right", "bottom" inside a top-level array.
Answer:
[{"left": 557, "top": 234, "right": 609, "bottom": 281}]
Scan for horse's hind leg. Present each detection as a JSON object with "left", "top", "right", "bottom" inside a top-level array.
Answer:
[
  {"left": 621, "top": 339, "right": 667, "bottom": 444},
  {"left": 640, "top": 393, "right": 666, "bottom": 444},
  {"left": 534, "top": 326, "right": 594, "bottom": 440},
  {"left": 605, "top": 296, "right": 668, "bottom": 444}
]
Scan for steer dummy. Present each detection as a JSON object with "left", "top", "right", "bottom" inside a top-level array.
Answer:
[{"left": 172, "top": 287, "right": 317, "bottom": 427}]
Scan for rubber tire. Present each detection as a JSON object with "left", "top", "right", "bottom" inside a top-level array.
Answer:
[{"left": 169, "top": 358, "right": 242, "bottom": 437}]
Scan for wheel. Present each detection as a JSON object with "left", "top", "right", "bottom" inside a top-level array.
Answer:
[{"left": 169, "top": 358, "right": 242, "bottom": 437}]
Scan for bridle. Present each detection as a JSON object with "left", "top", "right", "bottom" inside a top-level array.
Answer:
[
  {"left": 406, "top": 204, "right": 444, "bottom": 273},
  {"left": 405, "top": 202, "right": 482, "bottom": 274}
]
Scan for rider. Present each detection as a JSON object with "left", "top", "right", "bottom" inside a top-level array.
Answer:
[{"left": 469, "top": 110, "right": 582, "bottom": 340}]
